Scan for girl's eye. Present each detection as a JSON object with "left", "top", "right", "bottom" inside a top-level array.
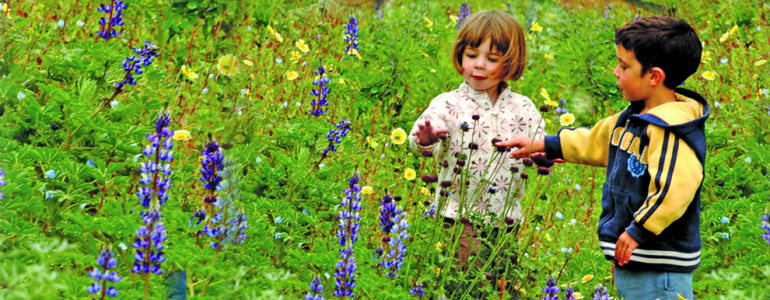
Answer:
[{"left": 466, "top": 54, "right": 477, "bottom": 58}]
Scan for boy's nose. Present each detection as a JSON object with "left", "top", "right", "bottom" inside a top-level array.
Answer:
[{"left": 612, "top": 67, "right": 620, "bottom": 78}]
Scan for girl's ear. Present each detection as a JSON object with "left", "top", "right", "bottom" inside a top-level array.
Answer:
[{"left": 648, "top": 67, "right": 666, "bottom": 87}]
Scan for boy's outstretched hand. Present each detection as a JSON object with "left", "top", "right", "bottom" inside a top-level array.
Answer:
[
  {"left": 412, "top": 120, "right": 449, "bottom": 146},
  {"left": 495, "top": 136, "right": 545, "bottom": 158},
  {"left": 615, "top": 231, "right": 639, "bottom": 266}
]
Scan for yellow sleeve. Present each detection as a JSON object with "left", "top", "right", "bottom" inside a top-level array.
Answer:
[
  {"left": 544, "top": 113, "right": 621, "bottom": 167},
  {"left": 631, "top": 125, "right": 703, "bottom": 235}
]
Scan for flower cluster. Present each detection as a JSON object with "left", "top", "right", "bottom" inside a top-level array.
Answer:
[
  {"left": 379, "top": 194, "right": 397, "bottom": 233},
  {"left": 0, "top": 165, "right": 6, "bottom": 200},
  {"left": 541, "top": 277, "right": 560, "bottom": 300},
  {"left": 382, "top": 206, "right": 409, "bottom": 278},
  {"left": 194, "top": 140, "right": 231, "bottom": 249},
  {"left": 761, "top": 212, "right": 770, "bottom": 244},
  {"left": 305, "top": 276, "right": 326, "bottom": 300},
  {"left": 132, "top": 111, "right": 173, "bottom": 276},
  {"left": 321, "top": 118, "right": 351, "bottom": 156},
  {"left": 591, "top": 285, "right": 613, "bottom": 300},
  {"left": 229, "top": 210, "right": 249, "bottom": 245},
  {"left": 334, "top": 173, "right": 362, "bottom": 298},
  {"left": 87, "top": 248, "right": 122, "bottom": 298},
  {"left": 310, "top": 64, "right": 330, "bottom": 116},
  {"left": 96, "top": 1, "right": 126, "bottom": 39},
  {"left": 457, "top": 3, "right": 470, "bottom": 30},
  {"left": 409, "top": 283, "right": 424, "bottom": 296},
  {"left": 114, "top": 41, "right": 159, "bottom": 91},
  {"left": 200, "top": 140, "right": 225, "bottom": 193},
  {"left": 344, "top": 16, "right": 360, "bottom": 59},
  {"left": 565, "top": 285, "right": 577, "bottom": 300}
]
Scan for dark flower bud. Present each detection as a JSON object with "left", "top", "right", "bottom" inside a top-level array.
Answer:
[
  {"left": 472, "top": 114, "right": 480, "bottom": 120},
  {"left": 423, "top": 201, "right": 431, "bottom": 206},
  {"left": 438, "top": 133, "right": 447, "bottom": 141},
  {"left": 203, "top": 195, "right": 218, "bottom": 204},
  {"left": 510, "top": 166, "right": 519, "bottom": 173},
  {"left": 383, "top": 195, "right": 393, "bottom": 203},
  {"left": 440, "top": 180, "right": 453, "bottom": 188},
  {"left": 520, "top": 173, "right": 529, "bottom": 180},
  {"left": 453, "top": 152, "right": 459, "bottom": 158},
  {"left": 496, "top": 145, "right": 509, "bottom": 153},
  {"left": 504, "top": 217, "right": 515, "bottom": 225},
  {"left": 486, "top": 273, "right": 494, "bottom": 280},
  {"left": 421, "top": 174, "right": 438, "bottom": 183},
  {"left": 382, "top": 236, "right": 391, "bottom": 243},
  {"left": 488, "top": 187, "right": 497, "bottom": 194},
  {"left": 460, "top": 122, "right": 470, "bottom": 132},
  {"left": 537, "top": 167, "right": 551, "bottom": 176},
  {"left": 539, "top": 105, "right": 550, "bottom": 112},
  {"left": 717, "top": 181, "right": 725, "bottom": 187},
  {"left": 522, "top": 158, "right": 534, "bottom": 167},
  {"left": 394, "top": 195, "right": 402, "bottom": 202},
  {"left": 421, "top": 149, "right": 434, "bottom": 157},
  {"left": 456, "top": 159, "right": 466, "bottom": 167},
  {"left": 460, "top": 217, "right": 470, "bottom": 224},
  {"left": 442, "top": 160, "right": 449, "bottom": 168},
  {"left": 491, "top": 137, "right": 502, "bottom": 145},
  {"left": 50, "top": 124, "right": 61, "bottom": 130},
  {"left": 465, "top": 180, "right": 471, "bottom": 186},
  {"left": 440, "top": 190, "right": 450, "bottom": 197},
  {"left": 453, "top": 166, "right": 462, "bottom": 174},
  {"left": 278, "top": 181, "right": 285, "bottom": 186},
  {"left": 468, "top": 142, "right": 478, "bottom": 150},
  {"left": 532, "top": 155, "right": 555, "bottom": 168}
]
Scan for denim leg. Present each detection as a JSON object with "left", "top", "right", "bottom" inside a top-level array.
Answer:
[{"left": 614, "top": 267, "right": 693, "bottom": 300}]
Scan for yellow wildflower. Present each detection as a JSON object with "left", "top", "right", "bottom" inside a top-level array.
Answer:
[
  {"left": 285, "top": 71, "right": 299, "bottom": 81},
  {"left": 422, "top": 52, "right": 430, "bottom": 58},
  {"left": 250, "top": 74, "right": 256, "bottom": 79},
  {"left": 539, "top": 88, "right": 551, "bottom": 100},
  {"left": 404, "top": 168, "right": 416, "bottom": 181},
  {"left": 267, "top": 25, "right": 283, "bottom": 42},
  {"left": 339, "top": 78, "right": 346, "bottom": 85},
  {"left": 581, "top": 274, "right": 593, "bottom": 283},
  {"left": 296, "top": 39, "right": 309, "bottom": 53},
  {"left": 420, "top": 187, "right": 430, "bottom": 196},
  {"left": 433, "top": 267, "right": 441, "bottom": 275},
  {"left": 242, "top": 59, "right": 253, "bottom": 67},
  {"left": 366, "top": 136, "right": 378, "bottom": 148},
  {"left": 361, "top": 186, "right": 373, "bottom": 195},
  {"left": 752, "top": 74, "right": 758, "bottom": 79},
  {"left": 513, "top": 283, "right": 527, "bottom": 295},
  {"left": 430, "top": 69, "right": 436, "bottom": 73},
  {"left": 545, "top": 233, "right": 551, "bottom": 241},
  {"left": 544, "top": 54, "right": 554, "bottom": 60},
  {"left": 677, "top": 294, "right": 687, "bottom": 300},
  {"left": 172, "top": 130, "right": 191, "bottom": 141},
  {"left": 755, "top": 59, "right": 767, "bottom": 67},
  {"left": 701, "top": 71, "right": 717, "bottom": 81},
  {"left": 701, "top": 51, "right": 710, "bottom": 61},
  {"left": 180, "top": 65, "right": 198, "bottom": 80},
  {"left": 436, "top": 242, "right": 445, "bottom": 251},
  {"left": 546, "top": 98, "right": 559, "bottom": 107},
  {"left": 559, "top": 113, "right": 575, "bottom": 126},
  {"left": 449, "top": 15, "right": 458, "bottom": 23},
  {"left": 530, "top": 22, "right": 542, "bottom": 33},
  {"left": 347, "top": 47, "right": 361, "bottom": 59},
  {"left": 291, "top": 51, "right": 302, "bottom": 62},
  {"left": 729, "top": 25, "right": 739, "bottom": 35},
  {"left": 573, "top": 292, "right": 583, "bottom": 299},
  {"left": 216, "top": 54, "right": 239, "bottom": 76},
  {"left": 390, "top": 128, "right": 406, "bottom": 145},
  {"left": 719, "top": 31, "right": 729, "bottom": 43},
  {"left": 2, "top": 3, "right": 11, "bottom": 19},
  {"left": 423, "top": 17, "right": 433, "bottom": 27}
]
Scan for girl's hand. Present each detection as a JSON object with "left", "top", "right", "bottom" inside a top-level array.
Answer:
[
  {"left": 412, "top": 120, "right": 448, "bottom": 146},
  {"left": 495, "top": 136, "right": 544, "bottom": 158}
]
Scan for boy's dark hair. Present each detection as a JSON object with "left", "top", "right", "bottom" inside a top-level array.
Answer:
[{"left": 615, "top": 16, "right": 702, "bottom": 89}]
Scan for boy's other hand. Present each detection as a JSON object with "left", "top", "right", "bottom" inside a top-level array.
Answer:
[
  {"left": 615, "top": 231, "right": 639, "bottom": 266},
  {"left": 413, "top": 120, "right": 449, "bottom": 146},
  {"left": 495, "top": 136, "right": 545, "bottom": 158}
]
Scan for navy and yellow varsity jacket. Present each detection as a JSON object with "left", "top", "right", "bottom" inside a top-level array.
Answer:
[{"left": 544, "top": 88, "right": 708, "bottom": 272}]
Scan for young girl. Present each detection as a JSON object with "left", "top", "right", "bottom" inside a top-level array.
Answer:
[{"left": 409, "top": 10, "right": 544, "bottom": 267}]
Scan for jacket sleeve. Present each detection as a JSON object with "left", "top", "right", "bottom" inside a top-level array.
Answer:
[
  {"left": 543, "top": 113, "right": 621, "bottom": 167},
  {"left": 408, "top": 95, "right": 448, "bottom": 157},
  {"left": 625, "top": 125, "right": 703, "bottom": 244}
]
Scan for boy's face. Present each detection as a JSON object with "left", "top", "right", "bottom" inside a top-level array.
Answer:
[
  {"left": 613, "top": 44, "right": 653, "bottom": 102},
  {"left": 461, "top": 38, "right": 504, "bottom": 96}
]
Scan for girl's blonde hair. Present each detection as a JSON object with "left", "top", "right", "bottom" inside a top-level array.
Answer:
[{"left": 452, "top": 10, "right": 526, "bottom": 81}]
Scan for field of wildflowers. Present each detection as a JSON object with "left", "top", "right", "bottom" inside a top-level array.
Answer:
[{"left": 0, "top": 0, "right": 768, "bottom": 299}]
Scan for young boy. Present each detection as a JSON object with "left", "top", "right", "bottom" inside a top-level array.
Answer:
[{"left": 497, "top": 16, "right": 706, "bottom": 299}]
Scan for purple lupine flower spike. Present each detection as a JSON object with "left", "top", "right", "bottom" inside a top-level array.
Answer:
[
  {"left": 96, "top": 0, "right": 127, "bottom": 39},
  {"left": 382, "top": 207, "right": 409, "bottom": 278},
  {"left": 305, "top": 276, "right": 326, "bottom": 300},
  {"left": 542, "top": 277, "right": 560, "bottom": 300},
  {"left": 457, "top": 3, "right": 470, "bottom": 30},
  {"left": 88, "top": 248, "right": 122, "bottom": 298},
  {"left": 0, "top": 166, "right": 6, "bottom": 200},
  {"left": 321, "top": 118, "right": 351, "bottom": 156},
  {"left": 310, "top": 64, "right": 330, "bottom": 116},
  {"left": 761, "top": 212, "right": 770, "bottom": 244},
  {"left": 344, "top": 16, "right": 360, "bottom": 59},
  {"left": 333, "top": 173, "right": 362, "bottom": 298},
  {"left": 114, "top": 41, "right": 159, "bottom": 92}
]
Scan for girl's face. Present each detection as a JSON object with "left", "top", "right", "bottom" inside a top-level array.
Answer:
[{"left": 462, "top": 38, "right": 504, "bottom": 100}]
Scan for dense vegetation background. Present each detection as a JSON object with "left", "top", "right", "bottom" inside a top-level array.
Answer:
[{"left": 0, "top": 0, "right": 768, "bottom": 299}]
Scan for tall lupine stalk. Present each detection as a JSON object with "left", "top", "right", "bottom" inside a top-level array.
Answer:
[
  {"left": 761, "top": 212, "right": 770, "bottom": 244},
  {"left": 0, "top": 165, "right": 5, "bottom": 200},
  {"left": 334, "top": 173, "right": 362, "bottom": 298},
  {"left": 541, "top": 277, "right": 560, "bottom": 300},
  {"left": 96, "top": 1, "right": 126, "bottom": 40},
  {"left": 309, "top": 118, "right": 351, "bottom": 173},
  {"left": 87, "top": 248, "right": 122, "bottom": 299},
  {"left": 456, "top": 3, "right": 470, "bottom": 30},
  {"left": 132, "top": 111, "right": 173, "bottom": 300},
  {"left": 382, "top": 206, "right": 408, "bottom": 278},
  {"left": 93, "top": 41, "right": 159, "bottom": 117},
  {"left": 196, "top": 139, "right": 227, "bottom": 250},
  {"left": 344, "top": 16, "right": 360, "bottom": 60},
  {"left": 309, "top": 64, "right": 330, "bottom": 117},
  {"left": 305, "top": 277, "right": 326, "bottom": 300}
]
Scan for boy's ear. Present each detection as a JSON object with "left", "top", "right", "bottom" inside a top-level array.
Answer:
[{"left": 648, "top": 67, "right": 666, "bottom": 87}]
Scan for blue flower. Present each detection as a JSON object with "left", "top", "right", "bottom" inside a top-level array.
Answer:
[
  {"left": 88, "top": 248, "right": 121, "bottom": 297},
  {"left": 555, "top": 212, "right": 564, "bottom": 220},
  {"left": 96, "top": 1, "right": 127, "bottom": 39},
  {"left": 565, "top": 285, "right": 577, "bottom": 300},
  {"left": 305, "top": 276, "right": 326, "bottom": 300},
  {"left": 409, "top": 283, "right": 425, "bottom": 295},
  {"left": 333, "top": 173, "right": 362, "bottom": 298},
  {"left": 17, "top": 91, "right": 25, "bottom": 100},
  {"left": 45, "top": 169, "right": 56, "bottom": 179},
  {"left": 310, "top": 64, "right": 330, "bottom": 116},
  {"left": 321, "top": 118, "right": 351, "bottom": 156},
  {"left": 541, "top": 277, "right": 560, "bottom": 299},
  {"left": 0, "top": 167, "right": 6, "bottom": 200},
  {"left": 720, "top": 58, "right": 729, "bottom": 64},
  {"left": 200, "top": 140, "right": 224, "bottom": 192},
  {"left": 344, "top": 16, "right": 360, "bottom": 59},
  {"left": 760, "top": 213, "right": 770, "bottom": 244},
  {"left": 591, "top": 285, "right": 613, "bottom": 300},
  {"left": 275, "top": 217, "right": 283, "bottom": 224},
  {"left": 720, "top": 216, "right": 729, "bottom": 224},
  {"left": 114, "top": 41, "right": 159, "bottom": 91},
  {"left": 382, "top": 207, "right": 409, "bottom": 278},
  {"left": 456, "top": 3, "right": 470, "bottom": 30}
]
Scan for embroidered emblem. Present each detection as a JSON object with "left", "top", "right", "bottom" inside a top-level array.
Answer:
[{"left": 627, "top": 155, "right": 647, "bottom": 178}]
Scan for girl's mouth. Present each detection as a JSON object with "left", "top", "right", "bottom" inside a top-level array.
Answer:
[{"left": 472, "top": 75, "right": 486, "bottom": 80}]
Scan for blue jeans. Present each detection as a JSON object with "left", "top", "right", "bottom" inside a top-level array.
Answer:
[{"left": 614, "top": 267, "right": 693, "bottom": 300}]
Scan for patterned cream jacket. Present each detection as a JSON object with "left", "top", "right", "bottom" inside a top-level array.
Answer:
[{"left": 409, "top": 82, "right": 545, "bottom": 224}]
